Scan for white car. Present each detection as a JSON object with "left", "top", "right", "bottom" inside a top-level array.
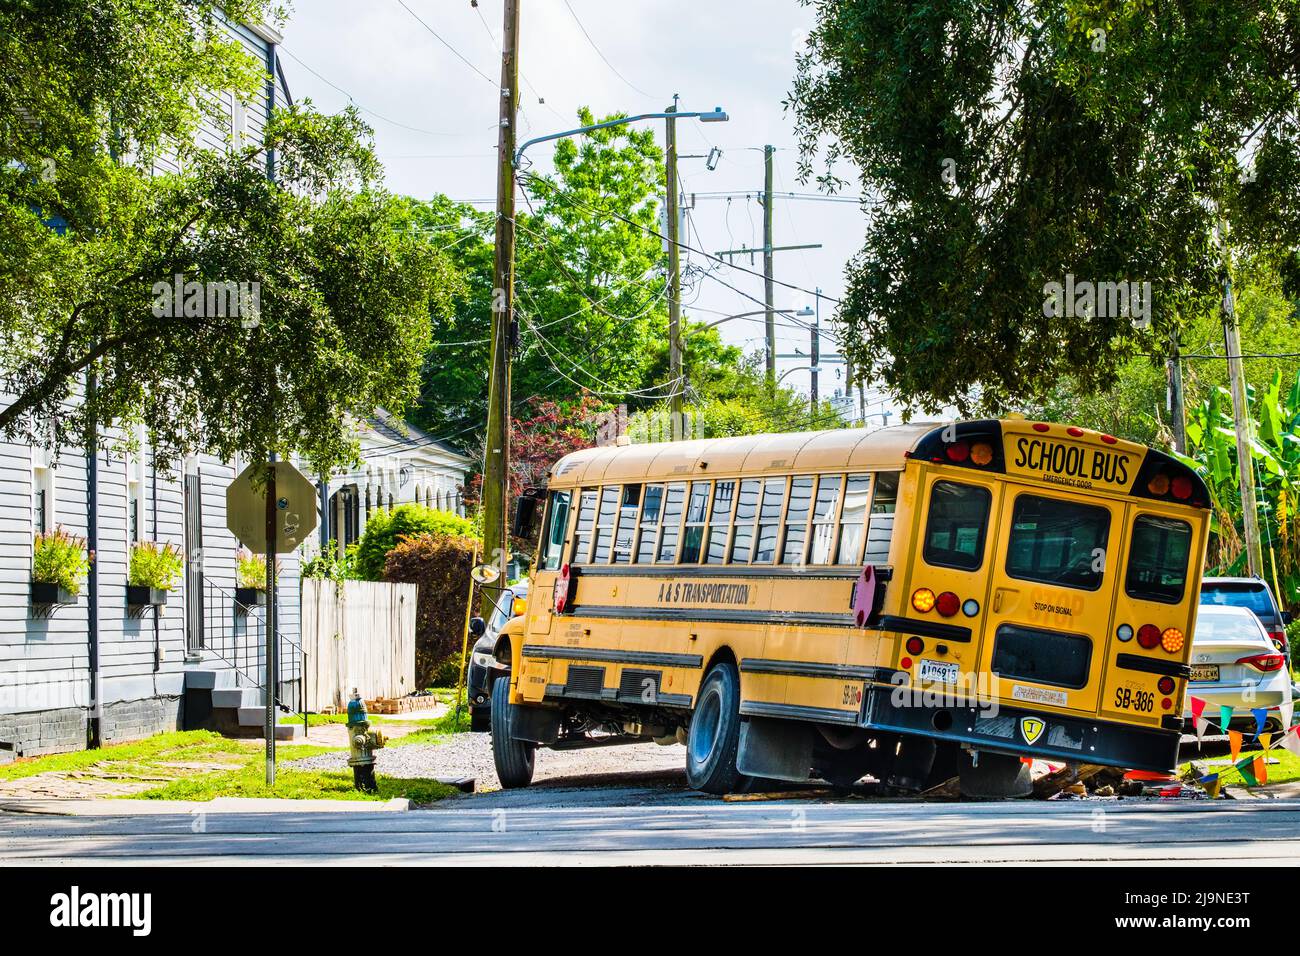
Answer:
[{"left": 1183, "top": 605, "right": 1291, "bottom": 733}]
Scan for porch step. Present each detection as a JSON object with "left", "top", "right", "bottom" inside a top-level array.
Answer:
[
  {"left": 212, "top": 687, "right": 263, "bottom": 709},
  {"left": 236, "top": 707, "right": 303, "bottom": 739},
  {"left": 183, "top": 667, "right": 244, "bottom": 691}
]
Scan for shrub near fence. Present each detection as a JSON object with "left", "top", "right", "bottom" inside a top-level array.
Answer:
[{"left": 382, "top": 533, "right": 481, "bottom": 689}]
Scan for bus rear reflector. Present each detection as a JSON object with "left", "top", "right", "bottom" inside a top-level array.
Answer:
[
  {"left": 1137, "top": 624, "right": 1162, "bottom": 649},
  {"left": 911, "top": 588, "right": 936, "bottom": 612}
]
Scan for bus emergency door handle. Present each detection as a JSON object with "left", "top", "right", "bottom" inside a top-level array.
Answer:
[{"left": 993, "top": 587, "right": 1018, "bottom": 613}]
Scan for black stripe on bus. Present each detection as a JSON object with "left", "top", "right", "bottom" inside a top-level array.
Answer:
[
  {"left": 739, "top": 700, "right": 861, "bottom": 725},
  {"left": 565, "top": 604, "right": 858, "bottom": 629},
  {"left": 1115, "top": 653, "right": 1192, "bottom": 679},
  {"left": 877, "top": 615, "right": 973, "bottom": 643},
  {"left": 740, "top": 658, "right": 894, "bottom": 682},
  {"left": 522, "top": 644, "right": 704, "bottom": 669},
  {"left": 543, "top": 683, "right": 694, "bottom": 709}
]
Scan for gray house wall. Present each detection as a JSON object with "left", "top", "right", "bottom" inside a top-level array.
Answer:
[{"left": 0, "top": 17, "right": 299, "bottom": 758}]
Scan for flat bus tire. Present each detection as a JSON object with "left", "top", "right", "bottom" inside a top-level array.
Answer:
[
  {"left": 686, "top": 662, "right": 746, "bottom": 794},
  {"left": 490, "top": 673, "right": 536, "bottom": 789}
]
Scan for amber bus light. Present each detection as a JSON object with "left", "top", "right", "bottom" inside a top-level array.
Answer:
[{"left": 911, "top": 588, "right": 936, "bottom": 613}]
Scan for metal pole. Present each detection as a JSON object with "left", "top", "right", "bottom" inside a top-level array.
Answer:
[
  {"left": 264, "top": 459, "right": 277, "bottom": 786},
  {"left": 483, "top": 0, "right": 519, "bottom": 617},
  {"left": 666, "top": 96, "right": 683, "bottom": 439},
  {"left": 1168, "top": 329, "right": 1187, "bottom": 455},
  {"left": 810, "top": 288, "right": 821, "bottom": 407},
  {"left": 763, "top": 145, "right": 776, "bottom": 388},
  {"left": 1222, "top": 272, "right": 1263, "bottom": 577},
  {"left": 454, "top": 545, "right": 479, "bottom": 725}
]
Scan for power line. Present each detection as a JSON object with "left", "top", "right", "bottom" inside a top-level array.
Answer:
[
  {"left": 561, "top": 0, "right": 657, "bottom": 100},
  {"left": 394, "top": 0, "right": 498, "bottom": 86}
]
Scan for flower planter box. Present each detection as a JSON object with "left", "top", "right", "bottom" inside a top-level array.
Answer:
[
  {"left": 126, "top": 585, "right": 168, "bottom": 608},
  {"left": 235, "top": 587, "right": 266, "bottom": 611},
  {"left": 31, "top": 581, "right": 76, "bottom": 606}
]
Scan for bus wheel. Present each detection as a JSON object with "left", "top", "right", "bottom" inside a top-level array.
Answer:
[
  {"left": 490, "top": 674, "right": 536, "bottom": 789},
  {"left": 958, "top": 751, "right": 1032, "bottom": 800},
  {"left": 686, "top": 662, "right": 745, "bottom": 794}
]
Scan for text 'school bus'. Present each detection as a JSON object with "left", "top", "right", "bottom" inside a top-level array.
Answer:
[{"left": 488, "top": 419, "right": 1210, "bottom": 798}]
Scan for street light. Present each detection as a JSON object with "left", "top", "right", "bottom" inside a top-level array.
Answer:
[{"left": 514, "top": 107, "right": 729, "bottom": 167}]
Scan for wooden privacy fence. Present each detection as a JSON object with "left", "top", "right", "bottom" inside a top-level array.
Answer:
[{"left": 301, "top": 579, "right": 418, "bottom": 713}]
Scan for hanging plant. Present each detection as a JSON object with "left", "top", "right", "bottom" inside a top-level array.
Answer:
[{"left": 32, "top": 527, "right": 92, "bottom": 604}]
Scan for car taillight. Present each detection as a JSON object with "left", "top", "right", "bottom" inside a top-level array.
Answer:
[
  {"left": 1236, "top": 652, "right": 1285, "bottom": 672},
  {"left": 1136, "top": 624, "right": 1162, "bottom": 649},
  {"left": 911, "top": 588, "right": 936, "bottom": 613},
  {"left": 935, "top": 591, "right": 960, "bottom": 617},
  {"left": 1160, "top": 627, "right": 1184, "bottom": 654}
]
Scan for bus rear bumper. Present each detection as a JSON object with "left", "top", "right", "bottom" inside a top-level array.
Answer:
[{"left": 862, "top": 685, "right": 1181, "bottom": 773}]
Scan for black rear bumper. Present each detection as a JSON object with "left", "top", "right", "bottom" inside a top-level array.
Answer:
[{"left": 863, "top": 683, "right": 1181, "bottom": 773}]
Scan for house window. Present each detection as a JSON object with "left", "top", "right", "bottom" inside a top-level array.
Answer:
[
  {"left": 32, "top": 462, "right": 54, "bottom": 536},
  {"left": 35, "top": 488, "right": 48, "bottom": 535}
]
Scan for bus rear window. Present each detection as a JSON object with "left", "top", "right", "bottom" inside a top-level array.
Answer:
[
  {"left": 923, "top": 481, "right": 990, "bottom": 571},
  {"left": 1005, "top": 494, "right": 1110, "bottom": 591},
  {"left": 1126, "top": 515, "right": 1192, "bottom": 604}
]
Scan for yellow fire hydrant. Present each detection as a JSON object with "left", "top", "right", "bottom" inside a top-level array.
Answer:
[{"left": 345, "top": 688, "right": 386, "bottom": 792}]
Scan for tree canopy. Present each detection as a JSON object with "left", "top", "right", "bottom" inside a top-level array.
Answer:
[
  {"left": 789, "top": 0, "right": 1300, "bottom": 414},
  {"left": 1, "top": 0, "right": 458, "bottom": 474}
]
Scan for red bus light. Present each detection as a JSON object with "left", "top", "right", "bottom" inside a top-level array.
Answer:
[
  {"left": 1170, "top": 475, "right": 1193, "bottom": 500},
  {"left": 1032, "top": 422, "right": 1050, "bottom": 432},
  {"left": 1136, "top": 624, "right": 1162, "bottom": 649},
  {"left": 935, "top": 591, "right": 960, "bottom": 617},
  {"left": 1157, "top": 676, "right": 1175, "bottom": 695},
  {"left": 1066, "top": 426, "right": 1084, "bottom": 437},
  {"left": 945, "top": 441, "right": 970, "bottom": 463},
  {"left": 905, "top": 636, "right": 924, "bottom": 655}
]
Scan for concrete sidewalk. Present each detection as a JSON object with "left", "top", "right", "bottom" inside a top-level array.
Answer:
[{"left": 0, "top": 797, "right": 411, "bottom": 816}]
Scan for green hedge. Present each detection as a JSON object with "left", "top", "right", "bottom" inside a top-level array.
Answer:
[
  {"left": 354, "top": 504, "right": 476, "bottom": 580},
  {"left": 382, "top": 533, "right": 481, "bottom": 689}
]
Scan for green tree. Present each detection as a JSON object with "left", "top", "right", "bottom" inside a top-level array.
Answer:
[
  {"left": 789, "top": 0, "right": 1300, "bottom": 414},
  {"left": 0, "top": 0, "right": 459, "bottom": 473}
]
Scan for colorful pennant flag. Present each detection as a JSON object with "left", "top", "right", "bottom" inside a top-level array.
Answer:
[
  {"left": 1190, "top": 697, "right": 1207, "bottom": 722},
  {"left": 1195, "top": 717, "right": 1212, "bottom": 743},
  {"left": 1220, "top": 705, "right": 1234, "bottom": 733},
  {"left": 1280, "top": 726, "right": 1300, "bottom": 758},
  {"left": 1280, "top": 699, "right": 1295, "bottom": 732},
  {"left": 1251, "top": 708, "right": 1269, "bottom": 740},
  {"left": 1259, "top": 732, "right": 1273, "bottom": 753},
  {"left": 1198, "top": 773, "right": 1222, "bottom": 798},
  {"left": 1235, "top": 754, "right": 1267, "bottom": 787},
  {"left": 1229, "top": 730, "right": 1243, "bottom": 762}
]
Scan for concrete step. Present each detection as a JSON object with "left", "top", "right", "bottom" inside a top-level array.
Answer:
[
  {"left": 212, "top": 687, "right": 263, "bottom": 709},
  {"left": 236, "top": 709, "right": 304, "bottom": 740}
]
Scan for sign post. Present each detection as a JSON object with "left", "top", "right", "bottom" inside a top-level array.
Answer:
[{"left": 227, "top": 460, "right": 319, "bottom": 786}]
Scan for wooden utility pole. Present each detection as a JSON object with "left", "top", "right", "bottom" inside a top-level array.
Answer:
[
  {"left": 1222, "top": 261, "right": 1263, "bottom": 577},
  {"left": 483, "top": 0, "right": 519, "bottom": 614},
  {"left": 763, "top": 144, "right": 776, "bottom": 387},
  {"left": 666, "top": 97, "right": 683, "bottom": 439},
  {"left": 1168, "top": 330, "right": 1187, "bottom": 455}
]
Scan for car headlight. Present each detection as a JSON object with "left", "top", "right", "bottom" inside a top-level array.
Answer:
[{"left": 471, "top": 651, "right": 495, "bottom": 670}]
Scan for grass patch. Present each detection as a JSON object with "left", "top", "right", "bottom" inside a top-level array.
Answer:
[
  {"left": 0, "top": 731, "right": 251, "bottom": 781},
  {"left": 1181, "top": 746, "right": 1300, "bottom": 787},
  {"left": 135, "top": 760, "right": 457, "bottom": 804},
  {"left": 387, "top": 707, "right": 471, "bottom": 747},
  {"left": 278, "top": 712, "right": 443, "bottom": 729}
]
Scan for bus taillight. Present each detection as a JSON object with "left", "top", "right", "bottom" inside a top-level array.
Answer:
[
  {"left": 1160, "top": 627, "right": 1184, "bottom": 654},
  {"left": 1170, "top": 475, "right": 1193, "bottom": 500},
  {"left": 945, "top": 441, "right": 970, "bottom": 463},
  {"left": 969, "top": 441, "right": 994, "bottom": 466},
  {"left": 935, "top": 591, "right": 960, "bottom": 617},
  {"left": 911, "top": 588, "right": 936, "bottom": 613},
  {"left": 905, "top": 636, "right": 924, "bottom": 655},
  {"left": 1136, "top": 624, "right": 1162, "bottom": 649},
  {"left": 1157, "top": 676, "right": 1175, "bottom": 695}
]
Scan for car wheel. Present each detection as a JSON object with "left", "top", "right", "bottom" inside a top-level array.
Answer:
[
  {"left": 490, "top": 674, "right": 535, "bottom": 789},
  {"left": 686, "top": 662, "right": 746, "bottom": 794}
]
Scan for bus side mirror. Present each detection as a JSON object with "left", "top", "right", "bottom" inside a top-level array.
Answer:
[
  {"left": 1283, "top": 611, "right": 1293, "bottom": 626},
  {"left": 512, "top": 491, "right": 543, "bottom": 540},
  {"left": 469, "top": 616, "right": 487, "bottom": 637}
]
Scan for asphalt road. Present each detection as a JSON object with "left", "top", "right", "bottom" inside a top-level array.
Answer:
[{"left": 3, "top": 792, "right": 1299, "bottom": 865}]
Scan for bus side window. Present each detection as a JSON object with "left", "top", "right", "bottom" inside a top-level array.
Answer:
[
  {"left": 539, "top": 490, "right": 571, "bottom": 571},
  {"left": 705, "top": 480, "right": 736, "bottom": 564},
  {"left": 635, "top": 484, "right": 665, "bottom": 562},
  {"left": 835, "top": 474, "right": 872, "bottom": 564},
  {"left": 591, "top": 485, "right": 621, "bottom": 563},
  {"left": 781, "top": 476, "right": 815, "bottom": 564},
  {"left": 808, "top": 475, "right": 843, "bottom": 565},
  {"left": 656, "top": 482, "right": 688, "bottom": 563},
  {"left": 730, "top": 479, "right": 762, "bottom": 562},
  {"left": 680, "top": 481, "right": 712, "bottom": 563},
  {"left": 863, "top": 472, "right": 898, "bottom": 565},
  {"left": 923, "top": 480, "right": 992, "bottom": 571},
  {"left": 573, "top": 489, "right": 598, "bottom": 563},
  {"left": 753, "top": 478, "right": 787, "bottom": 564},
  {"left": 612, "top": 485, "right": 641, "bottom": 564}
]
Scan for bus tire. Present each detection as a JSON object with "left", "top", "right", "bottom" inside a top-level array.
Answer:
[
  {"left": 959, "top": 751, "right": 1032, "bottom": 800},
  {"left": 686, "top": 662, "right": 745, "bottom": 794},
  {"left": 491, "top": 674, "right": 536, "bottom": 789}
]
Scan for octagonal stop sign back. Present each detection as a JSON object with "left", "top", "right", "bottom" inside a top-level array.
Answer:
[{"left": 226, "top": 461, "right": 319, "bottom": 554}]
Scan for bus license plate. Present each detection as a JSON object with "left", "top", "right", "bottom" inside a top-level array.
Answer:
[
  {"left": 918, "top": 659, "right": 959, "bottom": 684},
  {"left": 1189, "top": 664, "right": 1219, "bottom": 682}
]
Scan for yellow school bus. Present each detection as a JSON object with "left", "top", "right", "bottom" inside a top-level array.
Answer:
[{"left": 488, "top": 419, "right": 1210, "bottom": 797}]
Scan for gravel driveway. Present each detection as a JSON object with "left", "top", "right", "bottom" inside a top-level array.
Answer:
[{"left": 287, "top": 731, "right": 691, "bottom": 798}]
